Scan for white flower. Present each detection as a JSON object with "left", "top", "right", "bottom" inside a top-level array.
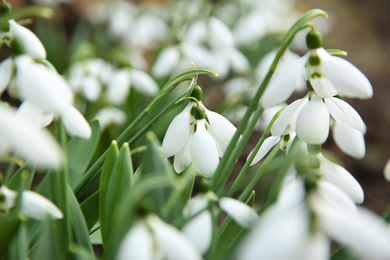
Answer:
[
  {"left": 182, "top": 191, "right": 258, "bottom": 254},
  {"left": 384, "top": 159, "right": 390, "bottom": 181},
  {"left": 0, "top": 104, "right": 62, "bottom": 168},
  {"left": 117, "top": 214, "right": 202, "bottom": 260},
  {"left": 0, "top": 186, "right": 63, "bottom": 220},
  {"left": 162, "top": 102, "right": 236, "bottom": 177},
  {"left": 8, "top": 19, "right": 46, "bottom": 59},
  {"left": 0, "top": 57, "right": 13, "bottom": 95},
  {"left": 96, "top": 107, "right": 127, "bottom": 130},
  {"left": 262, "top": 47, "right": 373, "bottom": 108}
]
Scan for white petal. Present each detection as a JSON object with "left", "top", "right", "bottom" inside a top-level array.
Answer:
[
  {"left": 271, "top": 97, "right": 307, "bottom": 136},
  {"left": 261, "top": 55, "right": 307, "bottom": 108},
  {"left": 296, "top": 95, "right": 330, "bottom": 144},
  {"left": 321, "top": 51, "right": 373, "bottom": 99},
  {"left": 384, "top": 159, "right": 390, "bottom": 181},
  {"left": 173, "top": 135, "right": 193, "bottom": 173},
  {"left": 15, "top": 56, "right": 73, "bottom": 113},
  {"left": 333, "top": 121, "right": 365, "bottom": 159},
  {"left": 9, "top": 20, "right": 46, "bottom": 59},
  {"left": 309, "top": 76, "right": 338, "bottom": 98},
  {"left": 61, "top": 105, "right": 91, "bottom": 139},
  {"left": 0, "top": 57, "right": 13, "bottom": 94},
  {"left": 107, "top": 69, "right": 131, "bottom": 105},
  {"left": 16, "top": 101, "right": 53, "bottom": 128},
  {"left": 320, "top": 207, "right": 390, "bottom": 260},
  {"left": 209, "top": 17, "right": 234, "bottom": 49},
  {"left": 147, "top": 214, "right": 203, "bottom": 260},
  {"left": 96, "top": 107, "right": 126, "bottom": 130},
  {"left": 228, "top": 48, "right": 250, "bottom": 73},
  {"left": 219, "top": 197, "right": 258, "bottom": 228},
  {"left": 205, "top": 107, "right": 237, "bottom": 155},
  {"left": 82, "top": 76, "right": 102, "bottom": 102},
  {"left": 250, "top": 136, "right": 281, "bottom": 166},
  {"left": 190, "top": 121, "right": 220, "bottom": 178},
  {"left": 22, "top": 190, "right": 63, "bottom": 220},
  {"left": 130, "top": 69, "right": 159, "bottom": 96},
  {"left": 162, "top": 104, "right": 193, "bottom": 158},
  {"left": 325, "top": 97, "right": 365, "bottom": 132},
  {"left": 320, "top": 155, "right": 364, "bottom": 203},
  {"left": 152, "top": 46, "right": 180, "bottom": 77},
  {"left": 117, "top": 220, "right": 154, "bottom": 260},
  {"left": 183, "top": 193, "right": 211, "bottom": 217},
  {"left": 301, "top": 233, "right": 330, "bottom": 260},
  {"left": 277, "top": 177, "right": 306, "bottom": 209},
  {"left": 182, "top": 210, "right": 212, "bottom": 255}
]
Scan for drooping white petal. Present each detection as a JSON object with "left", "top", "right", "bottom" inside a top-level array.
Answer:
[
  {"left": 61, "top": 105, "right": 92, "bottom": 139},
  {"left": 228, "top": 48, "right": 250, "bottom": 73},
  {"left": 147, "top": 214, "right": 203, "bottom": 260},
  {"left": 325, "top": 97, "right": 365, "bottom": 132},
  {"left": 82, "top": 76, "right": 102, "bottom": 102},
  {"left": 333, "top": 121, "right": 365, "bottom": 159},
  {"left": 237, "top": 203, "right": 310, "bottom": 260},
  {"left": 0, "top": 105, "right": 63, "bottom": 168},
  {"left": 107, "top": 69, "right": 131, "bottom": 105},
  {"left": 152, "top": 46, "right": 180, "bottom": 77},
  {"left": 261, "top": 55, "right": 307, "bottom": 108},
  {"left": 319, "top": 207, "right": 390, "bottom": 260},
  {"left": 116, "top": 220, "right": 154, "bottom": 260},
  {"left": 250, "top": 136, "right": 281, "bottom": 166},
  {"left": 204, "top": 107, "right": 237, "bottom": 156},
  {"left": 219, "top": 197, "right": 258, "bottom": 228},
  {"left": 319, "top": 155, "right": 364, "bottom": 204},
  {"left": 209, "top": 17, "right": 234, "bottom": 49},
  {"left": 16, "top": 101, "right": 53, "bottom": 128},
  {"left": 182, "top": 210, "right": 212, "bottom": 254},
  {"left": 309, "top": 180, "right": 357, "bottom": 217},
  {"left": 183, "top": 193, "right": 213, "bottom": 217},
  {"left": 0, "top": 57, "right": 13, "bottom": 94},
  {"left": 9, "top": 20, "right": 46, "bottom": 59},
  {"left": 130, "top": 69, "right": 159, "bottom": 96},
  {"left": 301, "top": 232, "right": 330, "bottom": 260},
  {"left": 384, "top": 159, "right": 390, "bottom": 181},
  {"left": 96, "top": 107, "right": 126, "bottom": 130},
  {"left": 271, "top": 97, "right": 307, "bottom": 136},
  {"left": 162, "top": 103, "right": 193, "bottom": 158},
  {"left": 22, "top": 190, "right": 63, "bottom": 219},
  {"left": 321, "top": 50, "right": 373, "bottom": 99},
  {"left": 190, "top": 121, "right": 220, "bottom": 178},
  {"left": 296, "top": 95, "right": 330, "bottom": 144},
  {"left": 173, "top": 135, "right": 192, "bottom": 173},
  {"left": 309, "top": 76, "right": 338, "bottom": 98},
  {"left": 276, "top": 177, "right": 306, "bottom": 209},
  {"left": 15, "top": 56, "right": 73, "bottom": 113}
]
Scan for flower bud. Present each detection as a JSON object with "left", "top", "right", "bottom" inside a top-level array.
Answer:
[
  {"left": 0, "top": 3, "right": 12, "bottom": 15},
  {"left": 306, "top": 30, "right": 323, "bottom": 49}
]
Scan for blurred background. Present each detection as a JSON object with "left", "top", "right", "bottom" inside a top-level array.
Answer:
[{"left": 7, "top": 0, "right": 390, "bottom": 215}]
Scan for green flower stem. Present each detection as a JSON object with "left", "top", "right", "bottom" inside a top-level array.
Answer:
[
  {"left": 0, "top": 6, "right": 53, "bottom": 29},
  {"left": 227, "top": 108, "right": 284, "bottom": 197},
  {"left": 73, "top": 69, "right": 215, "bottom": 197},
  {"left": 211, "top": 8, "right": 328, "bottom": 194}
]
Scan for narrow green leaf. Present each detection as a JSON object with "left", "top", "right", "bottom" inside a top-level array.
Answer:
[
  {"left": 67, "top": 118, "right": 101, "bottom": 188},
  {"left": 80, "top": 191, "right": 99, "bottom": 231},
  {"left": 7, "top": 164, "right": 36, "bottom": 190},
  {"left": 0, "top": 214, "right": 22, "bottom": 254},
  {"left": 66, "top": 184, "right": 94, "bottom": 255},
  {"left": 331, "top": 247, "right": 358, "bottom": 260},
  {"left": 99, "top": 141, "right": 119, "bottom": 248}
]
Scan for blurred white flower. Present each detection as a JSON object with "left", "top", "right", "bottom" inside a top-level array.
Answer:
[
  {"left": 162, "top": 102, "right": 236, "bottom": 178},
  {"left": 0, "top": 186, "right": 63, "bottom": 220},
  {"left": 96, "top": 107, "right": 127, "bottom": 130},
  {"left": 384, "top": 159, "right": 390, "bottom": 181},
  {"left": 117, "top": 214, "right": 202, "bottom": 260},
  {"left": 182, "top": 191, "right": 258, "bottom": 254},
  {"left": 0, "top": 104, "right": 62, "bottom": 168}
]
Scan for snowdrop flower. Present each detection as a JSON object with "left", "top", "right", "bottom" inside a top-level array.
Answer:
[
  {"left": 262, "top": 30, "right": 373, "bottom": 108},
  {"left": 96, "top": 107, "right": 126, "bottom": 130},
  {"left": 182, "top": 191, "right": 258, "bottom": 254},
  {"left": 0, "top": 186, "right": 63, "bottom": 220},
  {"left": 116, "top": 214, "right": 202, "bottom": 260},
  {"left": 13, "top": 55, "right": 91, "bottom": 139},
  {"left": 384, "top": 159, "right": 390, "bottom": 181},
  {"left": 162, "top": 97, "right": 237, "bottom": 177},
  {"left": 0, "top": 104, "right": 62, "bottom": 168}
]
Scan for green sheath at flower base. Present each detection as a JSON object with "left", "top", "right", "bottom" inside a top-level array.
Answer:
[
  {"left": 0, "top": 3, "right": 12, "bottom": 15},
  {"left": 191, "top": 85, "right": 203, "bottom": 101},
  {"left": 10, "top": 38, "right": 25, "bottom": 56},
  {"left": 192, "top": 106, "right": 206, "bottom": 120},
  {"left": 306, "top": 30, "right": 323, "bottom": 49}
]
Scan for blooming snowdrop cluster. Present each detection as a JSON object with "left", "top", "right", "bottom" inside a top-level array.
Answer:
[{"left": 1, "top": 1, "right": 390, "bottom": 260}]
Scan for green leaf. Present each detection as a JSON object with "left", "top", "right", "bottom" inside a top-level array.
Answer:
[
  {"left": 0, "top": 214, "right": 22, "bottom": 255},
  {"left": 141, "top": 132, "right": 174, "bottom": 215},
  {"left": 67, "top": 118, "right": 101, "bottom": 188},
  {"left": 331, "top": 247, "right": 358, "bottom": 260},
  {"left": 99, "top": 141, "right": 119, "bottom": 248},
  {"left": 80, "top": 191, "right": 99, "bottom": 231},
  {"left": 7, "top": 164, "right": 36, "bottom": 190},
  {"left": 104, "top": 143, "right": 134, "bottom": 244},
  {"left": 66, "top": 184, "right": 94, "bottom": 255}
]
